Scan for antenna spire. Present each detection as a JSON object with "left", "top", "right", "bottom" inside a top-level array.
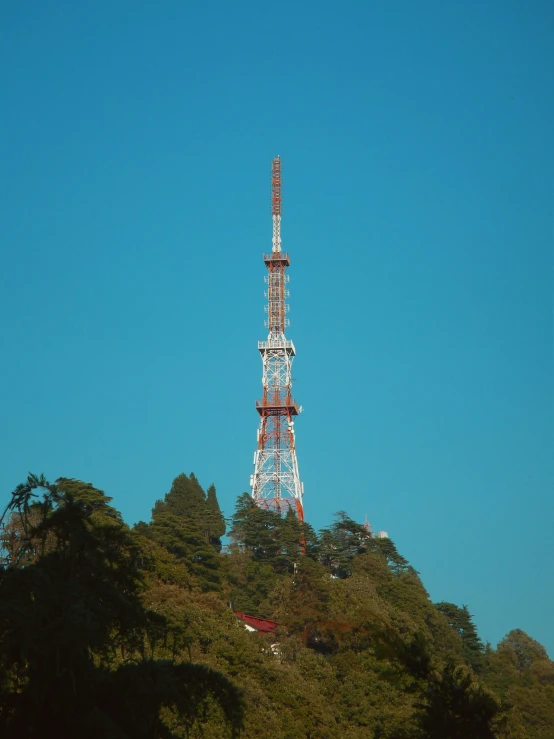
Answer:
[{"left": 271, "top": 156, "right": 282, "bottom": 253}]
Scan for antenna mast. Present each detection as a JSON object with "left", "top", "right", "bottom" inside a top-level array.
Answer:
[
  {"left": 250, "top": 157, "right": 304, "bottom": 520},
  {"left": 272, "top": 155, "right": 281, "bottom": 252}
]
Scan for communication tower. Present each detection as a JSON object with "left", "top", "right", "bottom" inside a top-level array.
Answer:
[{"left": 249, "top": 157, "right": 304, "bottom": 520}]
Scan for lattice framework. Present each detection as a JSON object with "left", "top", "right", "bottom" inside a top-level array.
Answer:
[{"left": 250, "top": 157, "right": 304, "bottom": 520}]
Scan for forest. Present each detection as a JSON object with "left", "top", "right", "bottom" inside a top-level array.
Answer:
[{"left": 0, "top": 472, "right": 552, "bottom": 738}]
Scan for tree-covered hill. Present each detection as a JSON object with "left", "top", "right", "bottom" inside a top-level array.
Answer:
[{"left": 1, "top": 473, "right": 552, "bottom": 738}]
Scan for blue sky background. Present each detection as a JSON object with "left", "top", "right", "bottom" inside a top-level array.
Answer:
[{"left": 1, "top": 1, "right": 553, "bottom": 655}]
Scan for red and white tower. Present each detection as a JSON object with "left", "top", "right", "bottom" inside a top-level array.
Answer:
[{"left": 250, "top": 157, "right": 304, "bottom": 520}]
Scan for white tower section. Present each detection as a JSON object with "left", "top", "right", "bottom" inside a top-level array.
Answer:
[{"left": 249, "top": 157, "right": 304, "bottom": 520}]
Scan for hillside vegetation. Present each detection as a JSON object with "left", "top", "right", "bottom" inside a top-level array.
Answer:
[{"left": 1, "top": 473, "right": 552, "bottom": 738}]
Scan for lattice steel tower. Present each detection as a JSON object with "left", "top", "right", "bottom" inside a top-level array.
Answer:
[{"left": 249, "top": 157, "right": 304, "bottom": 520}]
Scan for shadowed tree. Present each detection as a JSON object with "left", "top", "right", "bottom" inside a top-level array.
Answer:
[
  {"left": 0, "top": 474, "right": 243, "bottom": 739},
  {"left": 418, "top": 660, "right": 500, "bottom": 739}
]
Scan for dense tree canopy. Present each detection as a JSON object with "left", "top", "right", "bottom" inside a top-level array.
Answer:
[
  {"left": 0, "top": 475, "right": 242, "bottom": 739},
  {"left": 1, "top": 471, "right": 550, "bottom": 738}
]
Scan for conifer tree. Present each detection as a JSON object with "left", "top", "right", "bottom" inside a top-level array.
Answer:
[
  {"left": 149, "top": 512, "right": 222, "bottom": 592},
  {"left": 276, "top": 508, "right": 303, "bottom": 573},
  {"left": 229, "top": 494, "right": 282, "bottom": 563},
  {"left": 318, "top": 512, "right": 372, "bottom": 578},
  {"left": 151, "top": 473, "right": 225, "bottom": 552},
  {"left": 141, "top": 474, "right": 225, "bottom": 590},
  {"left": 435, "top": 602, "right": 485, "bottom": 672},
  {"left": 154, "top": 473, "right": 206, "bottom": 524},
  {"left": 372, "top": 536, "right": 411, "bottom": 575},
  {"left": 206, "top": 483, "right": 226, "bottom": 550}
]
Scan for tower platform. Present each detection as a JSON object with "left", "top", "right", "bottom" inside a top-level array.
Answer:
[
  {"left": 258, "top": 339, "right": 296, "bottom": 355},
  {"left": 264, "top": 252, "right": 290, "bottom": 266},
  {"left": 255, "top": 398, "right": 299, "bottom": 416}
]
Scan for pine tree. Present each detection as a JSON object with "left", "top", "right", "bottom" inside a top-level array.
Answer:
[
  {"left": 151, "top": 473, "right": 226, "bottom": 552},
  {"left": 435, "top": 602, "right": 485, "bottom": 672},
  {"left": 144, "top": 475, "right": 224, "bottom": 590},
  {"left": 229, "top": 494, "right": 282, "bottom": 563},
  {"left": 371, "top": 536, "right": 411, "bottom": 575},
  {"left": 149, "top": 510, "right": 222, "bottom": 592},
  {"left": 276, "top": 508, "right": 303, "bottom": 573},
  {"left": 318, "top": 512, "right": 372, "bottom": 578},
  {"left": 205, "top": 483, "right": 226, "bottom": 550},
  {"left": 154, "top": 473, "right": 207, "bottom": 524}
]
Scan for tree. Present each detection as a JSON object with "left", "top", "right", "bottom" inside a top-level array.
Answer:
[
  {"left": 153, "top": 473, "right": 207, "bottom": 524},
  {"left": 484, "top": 629, "right": 554, "bottom": 737},
  {"left": 150, "top": 474, "right": 225, "bottom": 553},
  {"left": 0, "top": 474, "right": 243, "bottom": 738},
  {"left": 281, "top": 557, "right": 333, "bottom": 645},
  {"left": 142, "top": 474, "right": 226, "bottom": 590},
  {"left": 149, "top": 510, "right": 222, "bottom": 592},
  {"left": 205, "top": 484, "right": 226, "bottom": 550},
  {"left": 4, "top": 477, "right": 552, "bottom": 739},
  {"left": 318, "top": 512, "right": 372, "bottom": 578},
  {"left": 418, "top": 660, "right": 500, "bottom": 739},
  {"left": 228, "top": 494, "right": 282, "bottom": 562},
  {"left": 435, "top": 603, "right": 485, "bottom": 673},
  {"left": 496, "top": 629, "right": 549, "bottom": 674}
]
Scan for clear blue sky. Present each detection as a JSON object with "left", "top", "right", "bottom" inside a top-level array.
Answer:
[{"left": 1, "top": 1, "right": 553, "bottom": 655}]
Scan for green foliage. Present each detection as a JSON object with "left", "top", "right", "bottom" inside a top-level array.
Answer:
[
  {"left": 206, "top": 484, "right": 226, "bottom": 549},
  {"left": 435, "top": 602, "right": 486, "bottom": 672},
  {"left": 318, "top": 511, "right": 372, "bottom": 578},
  {"left": 139, "top": 474, "right": 226, "bottom": 592},
  {"left": 418, "top": 660, "right": 500, "bottom": 738},
  {"left": 226, "top": 494, "right": 319, "bottom": 615},
  {"left": 371, "top": 535, "right": 412, "bottom": 575},
  {"left": 485, "top": 630, "right": 554, "bottom": 737},
  {"left": 152, "top": 473, "right": 226, "bottom": 550},
  {"left": 2, "top": 474, "right": 551, "bottom": 739},
  {"left": 133, "top": 532, "right": 192, "bottom": 591},
  {"left": 224, "top": 552, "right": 280, "bottom": 616},
  {"left": 154, "top": 473, "right": 206, "bottom": 520},
  {"left": 229, "top": 493, "right": 282, "bottom": 561},
  {"left": 149, "top": 511, "right": 222, "bottom": 592},
  {"left": 0, "top": 474, "right": 243, "bottom": 739}
]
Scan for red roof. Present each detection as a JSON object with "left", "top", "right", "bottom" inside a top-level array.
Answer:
[{"left": 234, "top": 611, "right": 279, "bottom": 633}]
